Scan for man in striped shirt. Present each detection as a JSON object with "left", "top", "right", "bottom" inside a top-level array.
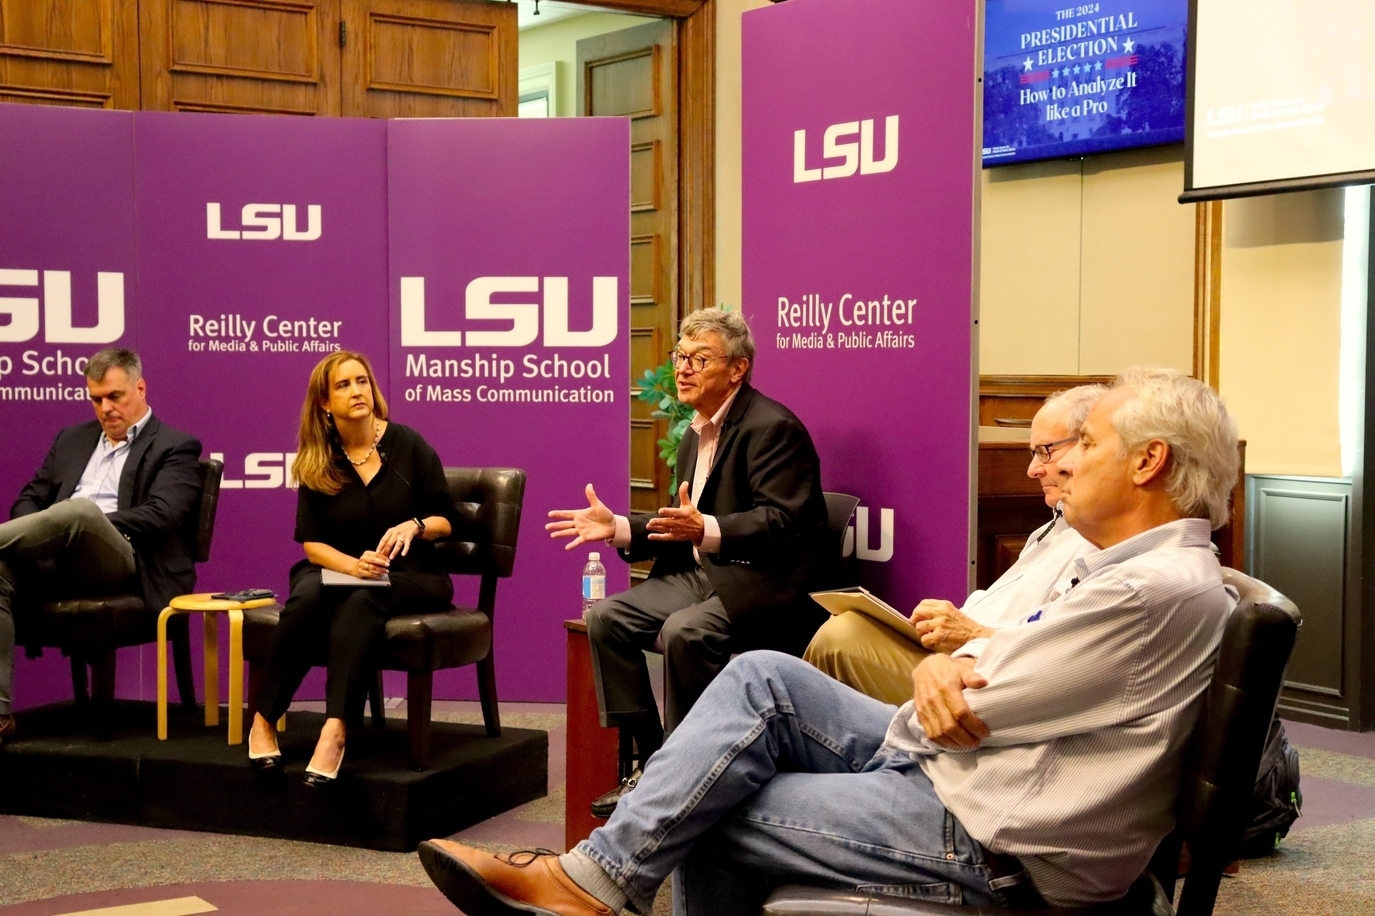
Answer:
[
  {"left": 420, "top": 368, "right": 1240, "bottom": 915},
  {"left": 803, "top": 383, "right": 1105, "bottom": 704}
]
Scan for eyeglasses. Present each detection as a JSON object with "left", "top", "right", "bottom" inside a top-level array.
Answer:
[
  {"left": 669, "top": 350, "right": 729, "bottom": 373},
  {"left": 1029, "top": 435, "right": 1078, "bottom": 464}
]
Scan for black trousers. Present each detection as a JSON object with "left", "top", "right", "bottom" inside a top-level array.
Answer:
[
  {"left": 585, "top": 568, "right": 743, "bottom": 734},
  {"left": 255, "top": 561, "right": 452, "bottom": 722}
]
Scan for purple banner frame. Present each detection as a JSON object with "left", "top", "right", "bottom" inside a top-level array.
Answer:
[
  {"left": 742, "top": 0, "right": 980, "bottom": 610},
  {"left": 387, "top": 117, "right": 630, "bottom": 702},
  {"left": 131, "top": 111, "right": 391, "bottom": 703},
  {"left": 0, "top": 106, "right": 139, "bottom": 710},
  {"left": 0, "top": 104, "right": 628, "bottom": 708}
]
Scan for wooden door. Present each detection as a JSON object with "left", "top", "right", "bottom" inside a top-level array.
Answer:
[
  {"left": 0, "top": 0, "right": 139, "bottom": 109},
  {"left": 339, "top": 0, "right": 515, "bottom": 118},
  {"left": 578, "top": 20, "right": 678, "bottom": 521},
  {"left": 140, "top": 0, "right": 341, "bottom": 115}
]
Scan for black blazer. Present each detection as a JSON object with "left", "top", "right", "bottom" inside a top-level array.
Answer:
[
  {"left": 622, "top": 384, "right": 828, "bottom": 649},
  {"left": 11, "top": 415, "right": 204, "bottom": 612}
]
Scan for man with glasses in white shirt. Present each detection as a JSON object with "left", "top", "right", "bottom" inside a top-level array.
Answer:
[
  {"left": 0, "top": 348, "right": 202, "bottom": 745},
  {"left": 547, "top": 308, "right": 828, "bottom": 816},
  {"left": 804, "top": 384, "right": 1105, "bottom": 703}
]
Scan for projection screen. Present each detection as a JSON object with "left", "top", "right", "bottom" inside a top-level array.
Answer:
[{"left": 1182, "top": 0, "right": 1375, "bottom": 201}]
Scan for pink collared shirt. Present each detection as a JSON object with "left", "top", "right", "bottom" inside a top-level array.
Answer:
[{"left": 610, "top": 385, "right": 740, "bottom": 558}]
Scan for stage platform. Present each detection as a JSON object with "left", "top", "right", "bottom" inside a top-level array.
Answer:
[{"left": 0, "top": 701, "right": 548, "bottom": 852}]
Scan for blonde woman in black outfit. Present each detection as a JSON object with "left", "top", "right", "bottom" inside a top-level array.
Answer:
[{"left": 248, "top": 351, "right": 456, "bottom": 784}]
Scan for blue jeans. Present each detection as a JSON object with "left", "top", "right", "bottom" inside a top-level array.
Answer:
[{"left": 578, "top": 651, "right": 1016, "bottom": 916}]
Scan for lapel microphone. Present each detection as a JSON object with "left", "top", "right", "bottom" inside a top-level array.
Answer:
[{"left": 378, "top": 449, "right": 414, "bottom": 489}]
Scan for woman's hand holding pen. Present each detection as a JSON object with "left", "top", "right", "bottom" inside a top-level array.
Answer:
[{"left": 352, "top": 550, "right": 391, "bottom": 579}]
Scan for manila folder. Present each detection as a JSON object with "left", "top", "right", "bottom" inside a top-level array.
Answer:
[{"left": 809, "top": 587, "right": 920, "bottom": 645}]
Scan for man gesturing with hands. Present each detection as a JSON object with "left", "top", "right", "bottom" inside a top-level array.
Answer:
[{"left": 548, "top": 308, "right": 827, "bottom": 816}]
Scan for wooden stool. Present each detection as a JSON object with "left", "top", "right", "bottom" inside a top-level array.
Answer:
[{"left": 157, "top": 593, "right": 278, "bottom": 744}]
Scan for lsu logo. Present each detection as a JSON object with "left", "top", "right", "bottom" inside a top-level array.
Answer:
[
  {"left": 400, "top": 276, "right": 617, "bottom": 348},
  {"left": 793, "top": 116, "right": 899, "bottom": 183},
  {"left": 210, "top": 451, "right": 298, "bottom": 490},
  {"left": 0, "top": 269, "right": 124, "bottom": 343},
  {"left": 207, "top": 203, "right": 322, "bottom": 241},
  {"left": 842, "top": 505, "right": 894, "bottom": 563}
]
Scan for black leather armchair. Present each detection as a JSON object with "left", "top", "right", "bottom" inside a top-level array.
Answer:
[
  {"left": 244, "top": 467, "right": 525, "bottom": 770},
  {"left": 760, "top": 569, "right": 1299, "bottom": 916},
  {"left": 16, "top": 458, "right": 223, "bottom": 740},
  {"left": 822, "top": 492, "right": 861, "bottom": 590}
]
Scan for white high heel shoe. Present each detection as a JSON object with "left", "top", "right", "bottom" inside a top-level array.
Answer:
[
  {"left": 248, "top": 729, "right": 282, "bottom": 771},
  {"left": 303, "top": 748, "right": 344, "bottom": 787}
]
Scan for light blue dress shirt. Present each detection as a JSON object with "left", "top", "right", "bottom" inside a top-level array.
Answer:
[{"left": 70, "top": 408, "right": 153, "bottom": 515}]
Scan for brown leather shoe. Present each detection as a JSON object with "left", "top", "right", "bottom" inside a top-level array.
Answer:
[
  {"left": 0, "top": 714, "right": 14, "bottom": 747},
  {"left": 418, "top": 840, "right": 613, "bottom": 916}
]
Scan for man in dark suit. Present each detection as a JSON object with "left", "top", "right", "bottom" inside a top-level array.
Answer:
[
  {"left": 0, "top": 348, "right": 202, "bottom": 745},
  {"left": 548, "top": 308, "right": 827, "bottom": 811}
]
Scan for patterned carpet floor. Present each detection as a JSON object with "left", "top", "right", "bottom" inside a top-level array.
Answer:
[{"left": 0, "top": 707, "right": 1371, "bottom": 916}]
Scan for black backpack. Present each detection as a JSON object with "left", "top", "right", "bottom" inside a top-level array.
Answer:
[{"left": 1237, "top": 716, "right": 1302, "bottom": 858}]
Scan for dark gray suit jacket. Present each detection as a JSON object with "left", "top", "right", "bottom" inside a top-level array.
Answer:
[
  {"left": 11, "top": 415, "right": 204, "bottom": 612},
  {"left": 621, "top": 384, "right": 828, "bottom": 652}
]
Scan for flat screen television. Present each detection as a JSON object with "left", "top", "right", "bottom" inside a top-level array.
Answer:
[{"left": 983, "top": 0, "right": 1189, "bottom": 167}]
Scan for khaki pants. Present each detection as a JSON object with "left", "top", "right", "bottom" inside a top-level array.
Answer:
[{"left": 802, "top": 612, "right": 930, "bottom": 706}]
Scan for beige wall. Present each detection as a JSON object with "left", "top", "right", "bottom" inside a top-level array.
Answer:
[
  {"left": 979, "top": 145, "right": 1197, "bottom": 376},
  {"left": 979, "top": 159, "right": 1082, "bottom": 374},
  {"left": 1219, "top": 191, "right": 1346, "bottom": 477},
  {"left": 519, "top": 11, "right": 658, "bottom": 118}
]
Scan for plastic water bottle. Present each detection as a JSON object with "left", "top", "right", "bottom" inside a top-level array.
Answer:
[{"left": 582, "top": 551, "right": 606, "bottom": 618}]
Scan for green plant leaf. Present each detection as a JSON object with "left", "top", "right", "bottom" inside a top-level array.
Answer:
[{"left": 637, "top": 353, "right": 694, "bottom": 488}]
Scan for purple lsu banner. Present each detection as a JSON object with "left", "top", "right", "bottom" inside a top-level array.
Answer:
[
  {"left": 0, "top": 103, "right": 628, "bottom": 707},
  {"left": 387, "top": 118, "right": 630, "bottom": 700},
  {"left": 0, "top": 106, "right": 139, "bottom": 708},
  {"left": 742, "top": 0, "right": 979, "bottom": 610}
]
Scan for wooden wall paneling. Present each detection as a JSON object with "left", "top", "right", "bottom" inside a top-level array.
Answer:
[
  {"left": 340, "top": 0, "right": 515, "bottom": 118},
  {"left": 976, "top": 440, "right": 1040, "bottom": 500},
  {"left": 977, "top": 374, "right": 1114, "bottom": 427},
  {"left": 570, "top": 2, "right": 712, "bottom": 571},
  {"left": 676, "top": 0, "right": 713, "bottom": 313},
  {"left": 1193, "top": 199, "right": 1223, "bottom": 388},
  {"left": 590, "top": 1, "right": 710, "bottom": 315},
  {"left": 975, "top": 439, "right": 1044, "bottom": 589},
  {"left": 587, "top": 0, "right": 701, "bottom": 16},
  {"left": 0, "top": 0, "right": 139, "bottom": 109},
  {"left": 579, "top": 19, "right": 679, "bottom": 525},
  {"left": 140, "top": 0, "right": 340, "bottom": 115},
  {"left": 1252, "top": 476, "right": 1354, "bottom": 727},
  {"left": 582, "top": 0, "right": 714, "bottom": 313}
]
